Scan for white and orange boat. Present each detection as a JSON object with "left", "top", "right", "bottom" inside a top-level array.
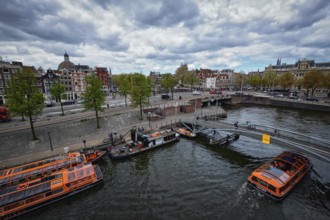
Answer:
[
  {"left": 0, "top": 162, "right": 103, "bottom": 219},
  {"left": 0, "top": 148, "right": 106, "bottom": 189},
  {"left": 176, "top": 128, "right": 196, "bottom": 139},
  {"left": 247, "top": 151, "right": 312, "bottom": 200}
]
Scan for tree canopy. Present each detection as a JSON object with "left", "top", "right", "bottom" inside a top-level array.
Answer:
[
  {"left": 161, "top": 73, "right": 177, "bottom": 99},
  {"left": 262, "top": 70, "right": 278, "bottom": 89},
  {"left": 303, "top": 69, "right": 325, "bottom": 97},
  {"left": 112, "top": 74, "right": 130, "bottom": 107},
  {"left": 129, "top": 73, "right": 152, "bottom": 120},
  {"left": 175, "top": 64, "right": 188, "bottom": 87},
  {"left": 278, "top": 72, "right": 294, "bottom": 90},
  {"left": 50, "top": 82, "right": 66, "bottom": 116},
  {"left": 248, "top": 75, "right": 262, "bottom": 89},
  {"left": 82, "top": 75, "right": 105, "bottom": 129},
  {"left": 7, "top": 71, "right": 44, "bottom": 140},
  {"left": 183, "top": 71, "right": 199, "bottom": 91}
]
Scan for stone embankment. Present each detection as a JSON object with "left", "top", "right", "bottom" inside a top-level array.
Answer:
[{"left": 229, "top": 94, "right": 330, "bottom": 112}]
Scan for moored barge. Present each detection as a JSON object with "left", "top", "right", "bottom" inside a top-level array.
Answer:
[
  {"left": 247, "top": 151, "right": 312, "bottom": 200},
  {"left": 0, "top": 162, "right": 103, "bottom": 220},
  {"left": 108, "top": 129, "right": 180, "bottom": 159}
]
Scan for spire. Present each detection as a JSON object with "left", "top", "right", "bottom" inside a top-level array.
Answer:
[
  {"left": 64, "top": 52, "right": 69, "bottom": 61},
  {"left": 276, "top": 57, "right": 281, "bottom": 65}
]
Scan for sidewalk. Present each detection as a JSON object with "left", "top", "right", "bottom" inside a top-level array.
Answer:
[{"left": 1, "top": 111, "right": 197, "bottom": 168}]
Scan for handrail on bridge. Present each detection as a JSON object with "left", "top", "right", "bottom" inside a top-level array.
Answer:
[{"left": 233, "top": 121, "right": 330, "bottom": 148}]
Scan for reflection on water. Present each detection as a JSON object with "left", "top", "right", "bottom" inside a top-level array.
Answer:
[{"left": 25, "top": 106, "right": 330, "bottom": 220}]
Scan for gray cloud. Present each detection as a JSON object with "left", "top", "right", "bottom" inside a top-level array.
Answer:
[{"left": 0, "top": 0, "right": 329, "bottom": 73}]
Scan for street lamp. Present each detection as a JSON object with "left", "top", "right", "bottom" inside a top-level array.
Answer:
[
  {"left": 47, "top": 130, "right": 53, "bottom": 151},
  {"left": 83, "top": 139, "right": 86, "bottom": 149},
  {"left": 148, "top": 112, "right": 151, "bottom": 128}
]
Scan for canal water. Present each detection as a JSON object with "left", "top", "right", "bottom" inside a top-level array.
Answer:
[{"left": 25, "top": 105, "right": 330, "bottom": 220}]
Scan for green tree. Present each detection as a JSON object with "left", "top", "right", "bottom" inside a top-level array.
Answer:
[
  {"left": 112, "top": 74, "right": 130, "bottom": 107},
  {"left": 130, "top": 73, "right": 152, "bottom": 120},
  {"left": 82, "top": 75, "right": 105, "bottom": 129},
  {"left": 262, "top": 70, "right": 277, "bottom": 90},
  {"left": 234, "top": 73, "right": 247, "bottom": 90},
  {"left": 323, "top": 73, "right": 330, "bottom": 98},
  {"left": 294, "top": 78, "right": 304, "bottom": 90},
  {"left": 183, "top": 70, "right": 199, "bottom": 91},
  {"left": 303, "top": 70, "right": 325, "bottom": 97},
  {"left": 248, "top": 75, "right": 262, "bottom": 89},
  {"left": 175, "top": 63, "right": 188, "bottom": 88},
  {"left": 161, "top": 73, "right": 177, "bottom": 99},
  {"left": 278, "top": 72, "right": 294, "bottom": 90},
  {"left": 7, "top": 71, "right": 44, "bottom": 140},
  {"left": 50, "top": 82, "right": 66, "bottom": 116}
]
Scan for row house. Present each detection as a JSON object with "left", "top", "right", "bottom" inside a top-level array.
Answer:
[
  {"left": 148, "top": 71, "right": 162, "bottom": 94},
  {"left": 261, "top": 58, "right": 330, "bottom": 94},
  {"left": 197, "top": 68, "right": 237, "bottom": 90},
  {"left": 42, "top": 69, "right": 60, "bottom": 103},
  {"left": 0, "top": 59, "right": 42, "bottom": 105},
  {"left": 94, "top": 67, "right": 110, "bottom": 95},
  {"left": 265, "top": 58, "right": 330, "bottom": 79}
]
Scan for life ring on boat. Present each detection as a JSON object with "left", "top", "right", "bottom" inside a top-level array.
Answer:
[{"left": 17, "top": 183, "right": 28, "bottom": 190}]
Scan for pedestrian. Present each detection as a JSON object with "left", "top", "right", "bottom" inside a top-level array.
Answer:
[
  {"left": 234, "top": 121, "right": 238, "bottom": 129},
  {"left": 179, "top": 96, "right": 182, "bottom": 100},
  {"left": 107, "top": 103, "right": 109, "bottom": 109}
]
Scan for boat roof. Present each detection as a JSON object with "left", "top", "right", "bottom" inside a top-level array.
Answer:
[{"left": 0, "top": 163, "right": 96, "bottom": 207}]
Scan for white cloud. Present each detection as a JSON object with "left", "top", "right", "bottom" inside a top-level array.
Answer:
[{"left": 0, "top": 0, "right": 329, "bottom": 74}]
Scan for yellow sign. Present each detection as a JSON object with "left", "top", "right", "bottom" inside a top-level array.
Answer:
[{"left": 262, "top": 134, "right": 270, "bottom": 144}]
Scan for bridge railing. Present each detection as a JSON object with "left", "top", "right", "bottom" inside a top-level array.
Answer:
[{"left": 239, "top": 122, "right": 330, "bottom": 149}]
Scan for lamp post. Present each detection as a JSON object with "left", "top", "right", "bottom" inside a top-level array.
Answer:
[
  {"left": 148, "top": 112, "right": 151, "bottom": 128},
  {"left": 83, "top": 139, "right": 86, "bottom": 149},
  {"left": 47, "top": 130, "right": 53, "bottom": 151}
]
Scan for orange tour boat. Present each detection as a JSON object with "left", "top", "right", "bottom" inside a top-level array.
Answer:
[
  {"left": 247, "top": 151, "right": 312, "bottom": 200},
  {"left": 0, "top": 148, "right": 106, "bottom": 189},
  {"left": 0, "top": 162, "right": 103, "bottom": 220}
]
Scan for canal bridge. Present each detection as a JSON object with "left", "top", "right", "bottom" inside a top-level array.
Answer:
[{"left": 180, "top": 119, "right": 330, "bottom": 163}]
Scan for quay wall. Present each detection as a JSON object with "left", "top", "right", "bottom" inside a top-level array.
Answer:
[{"left": 229, "top": 95, "right": 330, "bottom": 112}]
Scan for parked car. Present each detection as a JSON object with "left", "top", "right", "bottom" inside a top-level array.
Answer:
[
  {"left": 209, "top": 90, "right": 222, "bottom": 94},
  {"left": 77, "top": 99, "right": 85, "bottom": 104},
  {"left": 44, "top": 101, "right": 53, "bottom": 107},
  {"left": 192, "top": 90, "right": 201, "bottom": 95},
  {"left": 161, "top": 94, "right": 170, "bottom": 100},
  {"left": 288, "top": 96, "right": 298, "bottom": 100}
]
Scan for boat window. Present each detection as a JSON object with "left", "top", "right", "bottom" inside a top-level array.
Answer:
[
  {"left": 259, "top": 179, "right": 268, "bottom": 187},
  {"left": 45, "top": 188, "right": 63, "bottom": 197},
  {"left": 68, "top": 172, "right": 76, "bottom": 182},
  {"left": 76, "top": 169, "right": 85, "bottom": 179},
  {"left": 71, "top": 158, "right": 77, "bottom": 166},
  {"left": 26, "top": 194, "right": 44, "bottom": 204},
  {"left": 282, "top": 156, "right": 297, "bottom": 164},
  {"left": 268, "top": 184, "right": 276, "bottom": 192},
  {"left": 252, "top": 176, "right": 259, "bottom": 182},
  {"left": 13, "top": 167, "right": 23, "bottom": 173},
  {"left": 75, "top": 164, "right": 83, "bottom": 169},
  {"left": 68, "top": 167, "right": 74, "bottom": 172},
  {"left": 86, "top": 167, "right": 93, "bottom": 176},
  {"left": 3, "top": 201, "right": 24, "bottom": 211}
]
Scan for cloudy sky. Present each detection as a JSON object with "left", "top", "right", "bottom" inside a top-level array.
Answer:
[{"left": 1, "top": 0, "right": 329, "bottom": 74}]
